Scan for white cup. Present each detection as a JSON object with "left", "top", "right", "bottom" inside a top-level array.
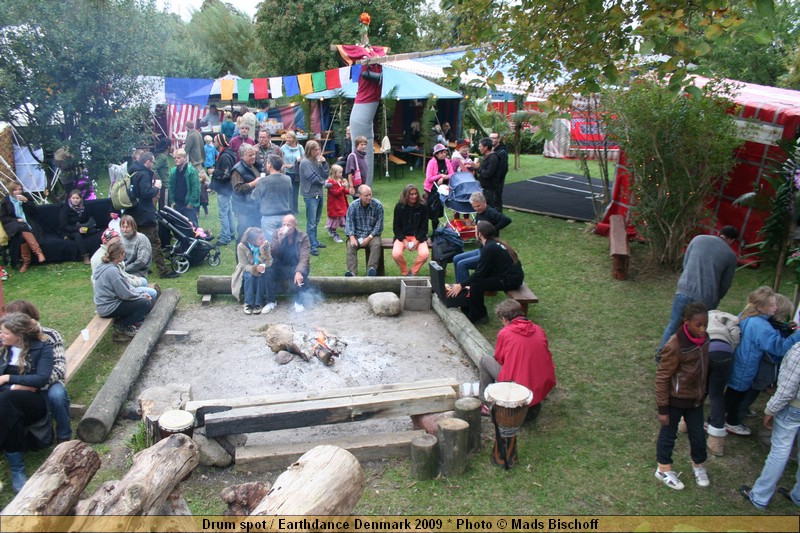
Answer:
[{"left": 81, "top": 329, "right": 90, "bottom": 341}]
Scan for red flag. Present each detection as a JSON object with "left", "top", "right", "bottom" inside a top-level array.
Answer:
[
  {"left": 325, "top": 69, "right": 342, "bottom": 89},
  {"left": 253, "top": 78, "right": 269, "bottom": 99}
]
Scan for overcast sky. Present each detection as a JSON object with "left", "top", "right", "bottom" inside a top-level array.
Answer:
[{"left": 156, "top": 0, "right": 261, "bottom": 20}]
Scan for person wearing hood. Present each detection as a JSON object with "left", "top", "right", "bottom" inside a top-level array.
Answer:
[
  {"left": 478, "top": 299, "right": 556, "bottom": 422},
  {"left": 126, "top": 152, "right": 178, "bottom": 279}
]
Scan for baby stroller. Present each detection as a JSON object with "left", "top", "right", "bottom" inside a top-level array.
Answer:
[
  {"left": 438, "top": 171, "right": 482, "bottom": 241},
  {"left": 157, "top": 206, "right": 221, "bottom": 274}
]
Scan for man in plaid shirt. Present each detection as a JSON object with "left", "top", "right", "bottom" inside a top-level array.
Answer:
[
  {"left": 740, "top": 341, "right": 800, "bottom": 509},
  {"left": 344, "top": 185, "right": 384, "bottom": 277}
]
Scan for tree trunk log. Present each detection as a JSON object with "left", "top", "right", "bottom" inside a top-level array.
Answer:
[
  {"left": 1, "top": 441, "right": 101, "bottom": 516},
  {"left": 77, "top": 289, "right": 180, "bottom": 443},
  {"left": 221, "top": 482, "right": 271, "bottom": 516},
  {"left": 454, "top": 397, "right": 482, "bottom": 453},
  {"left": 411, "top": 433, "right": 439, "bottom": 481},
  {"left": 197, "top": 275, "right": 404, "bottom": 296},
  {"left": 437, "top": 418, "right": 469, "bottom": 477},
  {"left": 432, "top": 295, "right": 494, "bottom": 368},
  {"left": 158, "top": 487, "right": 192, "bottom": 515},
  {"left": 73, "top": 433, "right": 199, "bottom": 518},
  {"left": 250, "top": 445, "right": 364, "bottom": 515}
]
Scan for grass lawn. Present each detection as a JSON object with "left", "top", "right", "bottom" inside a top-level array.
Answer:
[{"left": 1, "top": 154, "right": 796, "bottom": 516}]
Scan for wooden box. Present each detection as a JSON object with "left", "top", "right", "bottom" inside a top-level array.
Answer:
[{"left": 400, "top": 279, "right": 432, "bottom": 311}]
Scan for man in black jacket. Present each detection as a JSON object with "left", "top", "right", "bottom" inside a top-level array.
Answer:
[
  {"left": 210, "top": 134, "right": 236, "bottom": 245},
  {"left": 477, "top": 138, "right": 502, "bottom": 210},
  {"left": 490, "top": 132, "right": 509, "bottom": 211},
  {"left": 126, "top": 152, "right": 178, "bottom": 279}
]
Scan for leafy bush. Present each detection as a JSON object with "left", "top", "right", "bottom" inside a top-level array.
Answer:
[{"left": 604, "top": 79, "right": 743, "bottom": 268}]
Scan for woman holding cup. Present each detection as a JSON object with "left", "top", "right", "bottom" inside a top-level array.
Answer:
[{"left": 391, "top": 184, "right": 429, "bottom": 276}]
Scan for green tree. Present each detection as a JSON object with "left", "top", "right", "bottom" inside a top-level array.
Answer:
[
  {"left": 254, "top": 0, "right": 423, "bottom": 76},
  {"left": 447, "top": 0, "right": 775, "bottom": 103},
  {"left": 187, "top": 1, "right": 261, "bottom": 78},
  {"left": 603, "top": 79, "right": 743, "bottom": 268},
  {"left": 0, "top": 0, "right": 163, "bottom": 178},
  {"left": 154, "top": 12, "right": 220, "bottom": 79},
  {"left": 416, "top": 0, "right": 461, "bottom": 51},
  {"left": 690, "top": 0, "right": 800, "bottom": 86}
]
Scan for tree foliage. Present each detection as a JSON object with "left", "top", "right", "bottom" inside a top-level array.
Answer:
[
  {"left": 254, "top": 0, "right": 423, "bottom": 76},
  {"left": 603, "top": 79, "right": 743, "bottom": 268},
  {"left": 187, "top": 0, "right": 261, "bottom": 78},
  {"left": 447, "top": 0, "right": 775, "bottom": 104},
  {"left": 0, "top": 0, "right": 163, "bottom": 177}
]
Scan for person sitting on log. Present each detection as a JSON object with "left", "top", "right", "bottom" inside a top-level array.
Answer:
[
  {"left": 478, "top": 299, "right": 556, "bottom": 420},
  {"left": 119, "top": 215, "right": 152, "bottom": 281},
  {"left": 452, "top": 191, "right": 512, "bottom": 284},
  {"left": 4, "top": 300, "right": 72, "bottom": 449},
  {"left": 267, "top": 214, "right": 311, "bottom": 313},
  {"left": 391, "top": 184, "right": 429, "bottom": 276},
  {"left": 232, "top": 227, "right": 273, "bottom": 316},
  {"left": 446, "top": 220, "right": 524, "bottom": 325},
  {"left": 59, "top": 189, "right": 98, "bottom": 265},
  {"left": 93, "top": 242, "right": 153, "bottom": 342},
  {"left": 90, "top": 229, "right": 158, "bottom": 300},
  {"left": 0, "top": 312, "right": 55, "bottom": 493},
  {"left": 0, "top": 183, "right": 46, "bottom": 273}
]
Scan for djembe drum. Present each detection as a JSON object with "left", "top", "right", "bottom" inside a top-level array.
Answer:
[
  {"left": 484, "top": 382, "right": 533, "bottom": 469},
  {"left": 158, "top": 410, "right": 195, "bottom": 441}
]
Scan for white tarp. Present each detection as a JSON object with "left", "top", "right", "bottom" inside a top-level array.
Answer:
[{"left": 14, "top": 144, "right": 46, "bottom": 192}]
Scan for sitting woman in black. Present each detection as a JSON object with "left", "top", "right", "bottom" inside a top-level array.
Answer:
[
  {"left": 446, "top": 220, "right": 523, "bottom": 324},
  {"left": 0, "top": 183, "right": 46, "bottom": 273},
  {"left": 59, "top": 189, "right": 96, "bottom": 264}
]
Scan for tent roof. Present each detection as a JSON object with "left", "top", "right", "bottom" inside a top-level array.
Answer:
[{"left": 305, "top": 66, "right": 461, "bottom": 100}]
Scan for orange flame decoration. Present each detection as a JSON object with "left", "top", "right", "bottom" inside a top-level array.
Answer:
[
  {"left": 360, "top": 12, "right": 371, "bottom": 25},
  {"left": 316, "top": 329, "right": 331, "bottom": 350}
]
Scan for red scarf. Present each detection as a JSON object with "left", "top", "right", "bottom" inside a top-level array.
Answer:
[{"left": 683, "top": 323, "right": 706, "bottom": 346}]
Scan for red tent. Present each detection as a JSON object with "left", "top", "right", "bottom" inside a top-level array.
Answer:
[{"left": 598, "top": 77, "right": 800, "bottom": 253}]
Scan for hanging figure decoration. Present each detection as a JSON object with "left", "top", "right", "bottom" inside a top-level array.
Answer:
[{"left": 335, "top": 12, "right": 386, "bottom": 187}]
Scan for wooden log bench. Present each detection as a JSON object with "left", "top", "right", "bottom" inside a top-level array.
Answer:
[
  {"left": 609, "top": 214, "right": 630, "bottom": 280},
  {"left": 64, "top": 314, "right": 114, "bottom": 384},
  {"left": 505, "top": 283, "right": 539, "bottom": 316},
  {"left": 187, "top": 378, "right": 458, "bottom": 471}
]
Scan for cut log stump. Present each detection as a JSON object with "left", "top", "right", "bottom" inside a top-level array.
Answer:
[
  {"left": 437, "top": 418, "right": 469, "bottom": 477},
  {"left": 454, "top": 397, "right": 482, "bottom": 452},
  {"left": 411, "top": 433, "right": 439, "bottom": 481},
  {"left": 250, "top": 445, "right": 364, "bottom": 515}
]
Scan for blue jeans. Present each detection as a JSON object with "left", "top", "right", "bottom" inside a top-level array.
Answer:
[
  {"left": 242, "top": 271, "right": 269, "bottom": 307},
  {"left": 304, "top": 195, "right": 323, "bottom": 250},
  {"left": 48, "top": 382, "right": 71, "bottom": 441},
  {"left": 750, "top": 405, "right": 800, "bottom": 508},
  {"left": 658, "top": 293, "right": 695, "bottom": 353},
  {"left": 134, "top": 286, "right": 158, "bottom": 299},
  {"left": 217, "top": 193, "right": 235, "bottom": 243},
  {"left": 261, "top": 215, "right": 285, "bottom": 243},
  {"left": 453, "top": 249, "right": 480, "bottom": 284}
]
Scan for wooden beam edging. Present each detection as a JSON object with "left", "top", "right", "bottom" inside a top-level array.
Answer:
[
  {"left": 77, "top": 289, "right": 181, "bottom": 444},
  {"left": 431, "top": 294, "right": 494, "bottom": 369},
  {"left": 197, "top": 275, "right": 407, "bottom": 296}
]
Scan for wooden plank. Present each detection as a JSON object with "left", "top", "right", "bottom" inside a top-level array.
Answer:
[
  {"left": 505, "top": 282, "right": 538, "bottom": 315},
  {"left": 64, "top": 315, "right": 114, "bottom": 383},
  {"left": 204, "top": 386, "right": 457, "bottom": 437},
  {"left": 201, "top": 294, "right": 212, "bottom": 306},
  {"left": 609, "top": 214, "right": 630, "bottom": 281},
  {"left": 187, "top": 378, "right": 459, "bottom": 422},
  {"left": 236, "top": 430, "right": 426, "bottom": 473}
]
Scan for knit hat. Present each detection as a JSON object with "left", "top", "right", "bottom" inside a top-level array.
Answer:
[
  {"left": 215, "top": 134, "right": 229, "bottom": 148},
  {"left": 102, "top": 229, "right": 120, "bottom": 244},
  {"left": 455, "top": 139, "right": 470, "bottom": 150},
  {"left": 433, "top": 143, "right": 448, "bottom": 154}
]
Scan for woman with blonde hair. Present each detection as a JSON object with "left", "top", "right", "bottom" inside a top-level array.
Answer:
[
  {"left": 724, "top": 286, "right": 800, "bottom": 436},
  {"left": 299, "top": 140, "right": 329, "bottom": 256},
  {"left": 0, "top": 312, "right": 54, "bottom": 492},
  {"left": 280, "top": 130, "right": 305, "bottom": 214}
]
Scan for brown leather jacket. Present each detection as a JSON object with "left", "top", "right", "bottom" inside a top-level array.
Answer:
[{"left": 655, "top": 327, "right": 709, "bottom": 415}]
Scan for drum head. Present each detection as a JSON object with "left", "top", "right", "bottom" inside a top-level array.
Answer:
[
  {"left": 485, "top": 382, "right": 533, "bottom": 408},
  {"left": 159, "top": 409, "right": 195, "bottom": 431}
]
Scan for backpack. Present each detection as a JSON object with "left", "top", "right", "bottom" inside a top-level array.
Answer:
[
  {"left": 432, "top": 226, "right": 464, "bottom": 265},
  {"left": 110, "top": 172, "right": 139, "bottom": 210}
]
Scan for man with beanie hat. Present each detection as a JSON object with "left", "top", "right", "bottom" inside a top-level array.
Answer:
[{"left": 211, "top": 134, "right": 236, "bottom": 245}]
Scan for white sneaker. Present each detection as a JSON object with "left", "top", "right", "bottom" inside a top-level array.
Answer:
[
  {"left": 262, "top": 302, "right": 277, "bottom": 314},
  {"left": 655, "top": 469, "right": 684, "bottom": 490},
  {"left": 725, "top": 423, "right": 752, "bottom": 436},
  {"left": 693, "top": 466, "right": 710, "bottom": 487},
  {"left": 243, "top": 304, "right": 253, "bottom": 315},
  {"left": 293, "top": 302, "right": 305, "bottom": 313}
]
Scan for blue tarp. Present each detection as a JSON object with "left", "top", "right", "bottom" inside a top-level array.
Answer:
[{"left": 305, "top": 66, "right": 461, "bottom": 101}]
